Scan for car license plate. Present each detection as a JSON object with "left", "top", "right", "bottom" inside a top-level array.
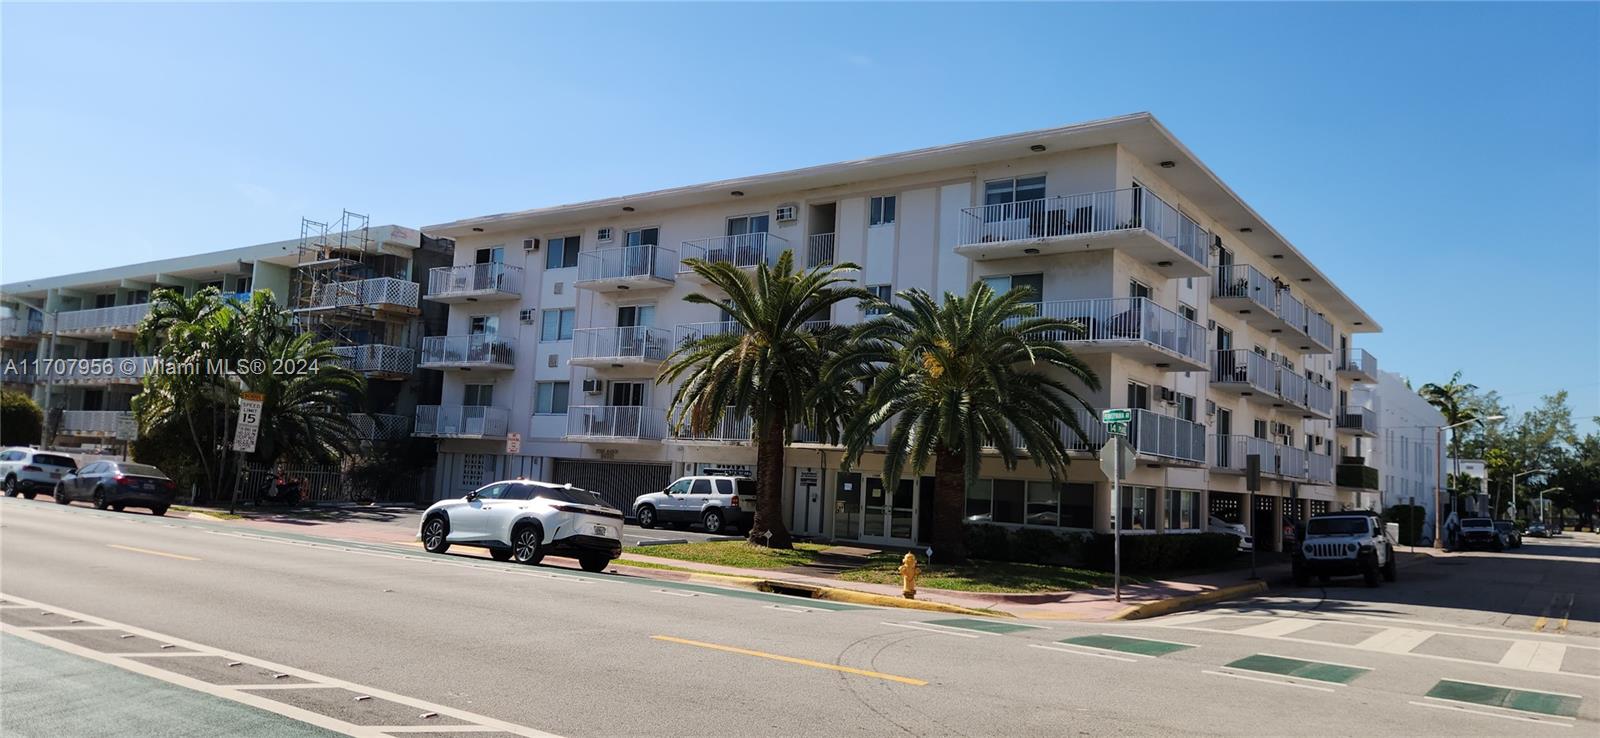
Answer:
[{"left": 593, "top": 525, "right": 608, "bottom": 536}]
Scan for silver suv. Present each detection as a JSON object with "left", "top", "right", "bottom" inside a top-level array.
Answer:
[
  {"left": 632, "top": 474, "right": 753, "bottom": 535},
  {"left": 0, "top": 447, "right": 78, "bottom": 500},
  {"left": 1293, "top": 511, "right": 1396, "bottom": 588}
]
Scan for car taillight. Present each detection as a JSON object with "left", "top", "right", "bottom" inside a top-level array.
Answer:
[
  {"left": 116, "top": 474, "right": 136, "bottom": 486},
  {"left": 162, "top": 480, "right": 177, "bottom": 490},
  {"left": 729, "top": 495, "right": 740, "bottom": 507},
  {"left": 22, "top": 465, "right": 41, "bottom": 472}
]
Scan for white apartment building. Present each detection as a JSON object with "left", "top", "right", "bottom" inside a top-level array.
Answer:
[
  {"left": 1, "top": 223, "right": 448, "bottom": 451},
  {"left": 419, "top": 113, "right": 1382, "bottom": 552},
  {"left": 1363, "top": 370, "right": 1445, "bottom": 533}
]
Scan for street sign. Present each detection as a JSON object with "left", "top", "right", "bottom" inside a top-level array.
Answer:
[
  {"left": 1100, "top": 408, "right": 1132, "bottom": 424},
  {"left": 114, "top": 414, "right": 138, "bottom": 442},
  {"left": 1098, "top": 436, "right": 1134, "bottom": 481},
  {"left": 506, "top": 432, "right": 522, "bottom": 455},
  {"left": 232, "top": 393, "right": 264, "bottom": 453}
]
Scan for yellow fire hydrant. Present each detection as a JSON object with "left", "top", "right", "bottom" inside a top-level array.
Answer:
[{"left": 897, "top": 552, "right": 920, "bottom": 600}]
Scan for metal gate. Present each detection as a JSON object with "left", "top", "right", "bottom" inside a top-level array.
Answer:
[
  {"left": 1209, "top": 491, "right": 1244, "bottom": 524},
  {"left": 552, "top": 459, "right": 670, "bottom": 515},
  {"left": 1253, "top": 495, "right": 1279, "bottom": 552}
]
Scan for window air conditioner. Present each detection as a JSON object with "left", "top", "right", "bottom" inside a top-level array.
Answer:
[
  {"left": 582, "top": 379, "right": 603, "bottom": 394},
  {"left": 775, "top": 205, "right": 797, "bottom": 222},
  {"left": 597, "top": 228, "right": 614, "bottom": 243},
  {"left": 524, "top": 238, "right": 540, "bottom": 252}
]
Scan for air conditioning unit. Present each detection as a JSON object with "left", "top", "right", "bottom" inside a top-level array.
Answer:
[
  {"left": 553, "top": 282, "right": 564, "bottom": 295},
  {"left": 1205, "top": 400, "right": 1216, "bottom": 416},
  {"left": 597, "top": 227, "right": 614, "bottom": 243},
  {"left": 523, "top": 238, "right": 540, "bottom": 252},
  {"left": 519, "top": 309, "right": 536, "bottom": 325},
  {"left": 1207, "top": 319, "right": 1216, "bottom": 331},
  {"left": 775, "top": 204, "right": 797, "bottom": 222},
  {"left": 547, "top": 354, "right": 558, "bottom": 368},
  {"left": 1158, "top": 387, "right": 1177, "bottom": 403},
  {"left": 581, "top": 379, "right": 603, "bottom": 394}
]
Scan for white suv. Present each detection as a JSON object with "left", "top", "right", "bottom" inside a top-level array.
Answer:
[
  {"left": 420, "top": 480, "right": 624, "bottom": 572},
  {"left": 0, "top": 447, "right": 78, "bottom": 500},
  {"left": 632, "top": 474, "right": 753, "bottom": 535},
  {"left": 1293, "top": 511, "right": 1396, "bottom": 587}
]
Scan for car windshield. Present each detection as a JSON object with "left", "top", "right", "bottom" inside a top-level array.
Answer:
[
  {"left": 1494, "top": 522, "right": 1513, "bottom": 531},
  {"left": 1462, "top": 518, "right": 1493, "bottom": 528},
  {"left": 33, "top": 454, "right": 76, "bottom": 468},
  {"left": 534, "top": 486, "right": 609, "bottom": 508},
  {"left": 736, "top": 479, "right": 755, "bottom": 497},
  {"left": 116, "top": 463, "right": 167, "bottom": 478},
  {"left": 1306, "top": 518, "right": 1368, "bottom": 536}
]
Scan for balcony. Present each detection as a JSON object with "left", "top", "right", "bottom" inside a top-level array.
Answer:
[
  {"left": 418, "top": 335, "right": 515, "bottom": 371},
  {"left": 953, "top": 188, "right": 1209, "bottom": 278},
  {"left": 569, "top": 326, "right": 672, "bottom": 374},
  {"left": 1212, "top": 435, "right": 1313, "bottom": 479},
  {"left": 679, "top": 233, "right": 786, "bottom": 281},
  {"left": 564, "top": 405, "right": 667, "bottom": 443},
  {"left": 425, "top": 263, "right": 523, "bottom": 303},
  {"left": 55, "top": 303, "right": 151, "bottom": 337},
  {"left": 301, "top": 277, "right": 419, "bottom": 314},
  {"left": 1275, "top": 365, "right": 1310, "bottom": 412},
  {"left": 1337, "top": 458, "right": 1380, "bottom": 491},
  {"left": 332, "top": 344, "right": 416, "bottom": 378},
  {"left": 58, "top": 410, "right": 132, "bottom": 438},
  {"left": 807, "top": 233, "right": 836, "bottom": 268},
  {"left": 1307, "top": 453, "right": 1335, "bottom": 485},
  {"left": 1337, "top": 405, "right": 1379, "bottom": 437},
  {"left": 1304, "top": 379, "right": 1334, "bottom": 419},
  {"left": 1212, "top": 264, "right": 1279, "bottom": 327},
  {"left": 1030, "top": 297, "right": 1207, "bottom": 371},
  {"left": 46, "top": 356, "right": 154, "bottom": 386},
  {"left": 413, "top": 405, "right": 509, "bottom": 439},
  {"left": 575, "top": 245, "right": 676, "bottom": 293},
  {"left": 676, "top": 320, "right": 744, "bottom": 348},
  {"left": 1016, "top": 408, "right": 1204, "bottom": 464},
  {"left": 1337, "top": 348, "right": 1378, "bottom": 383},
  {"left": 668, "top": 407, "right": 753, "bottom": 445},
  {"left": 1268, "top": 289, "right": 1335, "bottom": 355},
  {"left": 0, "top": 315, "right": 43, "bottom": 345},
  {"left": 349, "top": 413, "right": 412, "bottom": 441},
  {"left": 1210, "top": 349, "right": 1278, "bottom": 400}
]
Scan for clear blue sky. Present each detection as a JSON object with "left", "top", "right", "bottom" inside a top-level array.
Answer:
[{"left": 3, "top": 2, "right": 1596, "bottom": 428}]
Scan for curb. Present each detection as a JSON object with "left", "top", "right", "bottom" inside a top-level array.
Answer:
[
  {"left": 1108, "top": 580, "right": 1269, "bottom": 621},
  {"left": 610, "top": 562, "right": 1005, "bottom": 617}
]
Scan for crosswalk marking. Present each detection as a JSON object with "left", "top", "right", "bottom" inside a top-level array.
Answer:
[
  {"left": 1234, "top": 619, "right": 1321, "bottom": 638},
  {"left": 1355, "top": 628, "right": 1436, "bottom": 654},
  {"left": 1157, "top": 613, "right": 1221, "bottom": 627}
]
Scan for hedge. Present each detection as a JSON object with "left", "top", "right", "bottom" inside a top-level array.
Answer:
[
  {"left": 1382, "top": 504, "right": 1428, "bottom": 546},
  {"left": 0, "top": 390, "right": 42, "bottom": 446},
  {"left": 963, "top": 524, "right": 1092, "bottom": 565},
  {"left": 1084, "top": 532, "right": 1239, "bottom": 575}
]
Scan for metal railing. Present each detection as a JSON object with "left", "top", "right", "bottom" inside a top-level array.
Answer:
[
  {"left": 332, "top": 344, "right": 416, "bottom": 375},
  {"left": 956, "top": 188, "right": 1209, "bottom": 265},
  {"left": 1278, "top": 445, "right": 1309, "bottom": 480},
  {"left": 1276, "top": 365, "right": 1309, "bottom": 409},
  {"left": 43, "top": 356, "right": 155, "bottom": 384},
  {"left": 1307, "top": 452, "right": 1335, "bottom": 484},
  {"left": 1030, "top": 297, "right": 1206, "bottom": 364},
  {"left": 308, "top": 277, "right": 419, "bottom": 311},
  {"left": 807, "top": 233, "right": 836, "bottom": 268},
  {"left": 1, "top": 315, "right": 43, "bottom": 338},
  {"left": 1340, "top": 348, "right": 1378, "bottom": 378},
  {"left": 679, "top": 232, "right": 787, "bottom": 272},
  {"left": 672, "top": 407, "right": 752, "bottom": 443},
  {"left": 427, "top": 262, "right": 523, "bottom": 298},
  {"left": 676, "top": 320, "right": 744, "bottom": 347},
  {"left": 55, "top": 303, "right": 152, "bottom": 333},
  {"left": 572, "top": 326, "right": 672, "bottom": 362},
  {"left": 1338, "top": 405, "right": 1378, "bottom": 434},
  {"left": 349, "top": 413, "right": 412, "bottom": 440},
  {"left": 1305, "top": 311, "right": 1334, "bottom": 350},
  {"left": 1275, "top": 288, "right": 1308, "bottom": 336},
  {"left": 577, "top": 245, "right": 676, "bottom": 284},
  {"left": 565, "top": 405, "right": 667, "bottom": 440},
  {"left": 419, "top": 335, "right": 515, "bottom": 366},
  {"left": 1305, "top": 379, "right": 1334, "bottom": 416},
  {"left": 414, "top": 405, "right": 509, "bottom": 438},
  {"left": 1211, "top": 434, "right": 1280, "bottom": 474},
  {"left": 59, "top": 410, "right": 132, "bottom": 435},
  {"left": 1131, "top": 408, "right": 1207, "bottom": 463},
  {"left": 1213, "top": 264, "right": 1277, "bottom": 312},
  {"left": 1211, "top": 349, "right": 1277, "bottom": 395}
]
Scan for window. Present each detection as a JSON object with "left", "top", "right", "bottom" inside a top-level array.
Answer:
[
  {"left": 1178, "top": 303, "right": 1196, "bottom": 322},
  {"left": 869, "top": 195, "right": 897, "bottom": 226},
  {"left": 1129, "top": 280, "right": 1151, "bottom": 300},
  {"left": 1060, "top": 483, "right": 1094, "bottom": 529},
  {"left": 1166, "top": 489, "right": 1200, "bottom": 530},
  {"left": 990, "top": 479, "right": 1025, "bottom": 524},
  {"left": 1176, "top": 393, "right": 1197, "bottom": 422},
  {"left": 664, "top": 479, "right": 692, "bottom": 495},
  {"left": 502, "top": 484, "right": 535, "bottom": 501},
  {"left": 966, "top": 479, "right": 992, "bottom": 519},
  {"left": 1120, "top": 486, "right": 1159, "bottom": 530},
  {"left": 469, "top": 315, "right": 498, "bottom": 335},
  {"left": 690, "top": 479, "right": 713, "bottom": 495},
  {"left": 865, "top": 284, "right": 892, "bottom": 316},
  {"left": 546, "top": 235, "right": 580, "bottom": 269},
  {"left": 535, "top": 382, "right": 569, "bottom": 414},
  {"left": 1126, "top": 381, "right": 1150, "bottom": 410},
  {"left": 473, "top": 482, "right": 511, "bottom": 500},
  {"left": 624, "top": 227, "right": 659, "bottom": 248},
  {"left": 980, "top": 273, "right": 1044, "bottom": 303},
  {"left": 476, "top": 246, "right": 505, "bottom": 264},
  {"left": 540, "top": 308, "right": 575, "bottom": 341},
  {"left": 463, "top": 384, "right": 495, "bottom": 407},
  {"left": 1025, "top": 481, "right": 1059, "bottom": 527},
  {"left": 984, "top": 176, "right": 1047, "bottom": 208}
]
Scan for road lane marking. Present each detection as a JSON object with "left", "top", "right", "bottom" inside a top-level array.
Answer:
[
  {"left": 920, "top": 618, "right": 1046, "bottom": 635},
  {"left": 1058, "top": 635, "right": 1193, "bottom": 657},
  {"left": 1029, "top": 643, "right": 1138, "bottom": 663},
  {"left": 1425, "top": 679, "right": 1583, "bottom": 718},
  {"left": 1154, "top": 613, "right": 1221, "bottom": 627},
  {"left": 107, "top": 544, "right": 200, "bottom": 561},
  {"left": 1354, "top": 627, "right": 1435, "bottom": 654},
  {"left": 1203, "top": 669, "right": 1335, "bottom": 692},
  {"left": 1426, "top": 678, "right": 1583, "bottom": 700},
  {"left": 1224, "top": 654, "right": 1369, "bottom": 685},
  {"left": 1409, "top": 700, "right": 1574, "bottom": 727},
  {"left": 649, "top": 635, "right": 927, "bottom": 686},
  {"left": 881, "top": 621, "right": 981, "bottom": 638},
  {"left": 1233, "top": 619, "right": 1321, "bottom": 638}
]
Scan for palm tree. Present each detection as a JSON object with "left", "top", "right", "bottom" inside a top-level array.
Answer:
[
  {"left": 1419, "top": 370, "right": 1480, "bottom": 512},
  {"left": 829, "top": 283, "right": 1100, "bottom": 564},
  {"left": 658, "top": 252, "right": 872, "bottom": 549}
]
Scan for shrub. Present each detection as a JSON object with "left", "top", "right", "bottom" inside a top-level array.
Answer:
[
  {"left": 0, "top": 390, "right": 42, "bottom": 446},
  {"left": 964, "top": 524, "right": 1011, "bottom": 561},
  {"left": 1084, "top": 532, "right": 1238, "bottom": 575},
  {"left": 1382, "top": 504, "right": 1427, "bottom": 546},
  {"left": 962, "top": 524, "right": 1093, "bottom": 565}
]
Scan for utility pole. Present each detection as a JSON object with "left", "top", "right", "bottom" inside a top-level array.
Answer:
[{"left": 1246, "top": 454, "right": 1261, "bottom": 580}]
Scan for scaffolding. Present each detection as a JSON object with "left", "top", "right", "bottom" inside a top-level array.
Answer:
[{"left": 291, "top": 210, "right": 418, "bottom": 380}]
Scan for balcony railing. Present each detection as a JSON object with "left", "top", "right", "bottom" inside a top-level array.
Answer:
[
  {"left": 1307, "top": 453, "right": 1335, "bottom": 484},
  {"left": 1029, "top": 298, "right": 1206, "bottom": 364},
  {"left": 1129, "top": 409, "right": 1207, "bottom": 464},
  {"left": 414, "top": 405, "right": 509, "bottom": 438},
  {"left": 1305, "top": 379, "right": 1334, "bottom": 417},
  {"left": 671, "top": 407, "right": 752, "bottom": 443},
  {"left": 332, "top": 344, "right": 416, "bottom": 375},
  {"left": 1337, "top": 405, "right": 1379, "bottom": 435},
  {"left": 1275, "top": 289, "right": 1307, "bottom": 337},
  {"left": 1339, "top": 348, "right": 1378, "bottom": 379},
  {"left": 426, "top": 263, "right": 523, "bottom": 299},
  {"left": 680, "top": 233, "right": 786, "bottom": 272},
  {"left": 1337, "top": 461, "right": 1380, "bottom": 490},
  {"left": 45, "top": 356, "right": 155, "bottom": 384},
  {"left": 956, "top": 188, "right": 1208, "bottom": 266},
  {"left": 571, "top": 326, "right": 672, "bottom": 363},
  {"left": 56, "top": 303, "right": 151, "bottom": 333},
  {"left": 676, "top": 320, "right": 744, "bottom": 347},
  {"left": 349, "top": 413, "right": 412, "bottom": 441},
  {"left": 1276, "top": 365, "right": 1309, "bottom": 409},
  {"left": 59, "top": 410, "right": 132, "bottom": 435},
  {"left": 1305, "top": 311, "right": 1334, "bottom": 351},
  {"left": 1211, "top": 349, "right": 1277, "bottom": 395},
  {"left": 807, "top": 233, "right": 836, "bottom": 268},
  {"left": 1213, "top": 264, "right": 1277, "bottom": 312},
  {"left": 576, "top": 245, "right": 676, "bottom": 285},
  {"left": 306, "top": 277, "right": 419, "bottom": 311},
  {"left": 1, "top": 315, "right": 43, "bottom": 339},
  {"left": 419, "top": 335, "right": 515, "bottom": 367},
  {"left": 565, "top": 405, "right": 667, "bottom": 441},
  {"left": 1212, "top": 434, "right": 1281, "bottom": 474}
]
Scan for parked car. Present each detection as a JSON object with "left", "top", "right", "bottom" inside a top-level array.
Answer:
[
  {"left": 54, "top": 460, "right": 177, "bottom": 515},
  {"left": 1525, "top": 523, "right": 1550, "bottom": 538},
  {"left": 1208, "top": 515, "right": 1254, "bottom": 552},
  {"left": 1293, "top": 510, "right": 1396, "bottom": 587},
  {"left": 633, "top": 474, "right": 753, "bottom": 535},
  {"left": 0, "top": 447, "right": 78, "bottom": 500},
  {"left": 1458, "top": 517, "right": 1503, "bottom": 551},
  {"left": 1283, "top": 515, "right": 1304, "bottom": 552},
  {"left": 1493, "top": 520, "right": 1523, "bottom": 548},
  {"left": 420, "top": 480, "right": 624, "bottom": 572}
]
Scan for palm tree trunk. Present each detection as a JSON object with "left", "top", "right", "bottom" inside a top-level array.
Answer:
[
  {"left": 932, "top": 445, "right": 968, "bottom": 564},
  {"left": 750, "top": 406, "right": 793, "bottom": 549}
]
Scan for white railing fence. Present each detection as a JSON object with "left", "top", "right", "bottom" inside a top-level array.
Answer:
[
  {"left": 807, "top": 233, "right": 836, "bottom": 268},
  {"left": 673, "top": 407, "right": 753, "bottom": 442},
  {"left": 1211, "top": 349, "right": 1276, "bottom": 394},
  {"left": 679, "top": 233, "right": 787, "bottom": 272},
  {"left": 420, "top": 335, "right": 515, "bottom": 366},
  {"left": 956, "top": 188, "right": 1209, "bottom": 265},
  {"left": 348, "top": 413, "right": 412, "bottom": 440},
  {"left": 414, "top": 405, "right": 510, "bottom": 437},
  {"left": 1276, "top": 365, "right": 1309, "bottom": 408},
  {"left": 577, "top": 245, "right": 677, "bottom": 284},
  {"left": 59, "top": 410, "right": 133, "bottom": 435},
  {"left": 1340, "top": 348, "right": 1378, "bottom": 377},
  {"left": 1213, "top": 264, "right": 1277, "bottom": 311},
  {"left": 566, "top": 405, "right": 667, "bottom": 440},
  {"left": 572, "top": 326, "right": 672, "bottom": 362},
  {"left": 332, "top": 345, "right": 416, "bottom": 374},
  {"left": 1030, "top": 297, "right": 1205, "bottom": 363},
  {"left": 0, "top": 315, "right": 43, "bottom": 337},
  {"left": 427, "top": 262, "right": 524, "bottom": 296},
  {"left": 312, "top": 277, "right": 419, "bottom": 310},
  {"left": 56, "top": 303, "right": 152, "bottom": 333}
]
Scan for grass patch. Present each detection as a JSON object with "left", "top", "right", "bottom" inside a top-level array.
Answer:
[
  {"left": 613, "top": 558, "right": 702, "bottom": 573},
  {"left": 838, "top": 559, "right": 1124, "bottom": 593},
  {"left": 172, "top": 506, "right": 244, "bottom": 520},
  {"left": 623, "top": 540, "right": 863, "bottom": 570}
]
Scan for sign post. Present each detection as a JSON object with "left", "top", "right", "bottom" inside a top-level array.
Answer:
[
  {"left": 229, "top": 392, "right": 265, "bottom": 514},
  {"left": 1246, "top": 454, "right": 1261, "bottom": 580},
  {"left": 114, "top": 414, "right": 137, "bottom": 460},
  {"left": 1099, "top": 409, "right": 1135, "bottom": 602}
]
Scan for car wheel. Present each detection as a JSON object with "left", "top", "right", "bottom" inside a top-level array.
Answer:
[
  {"left": 111, "top": 504, "right": 125, "bottom": 512},
  {"left": 1363, "top": 563, "right": 1381, "bottom": 588},
  {"left": 578, "top": 553, "right": 610, "bottom": 573},
  {"left": 636, "top": 505, "right": 657, "bottom": 529},
  {"left": 22, "top": 491, "right": 36, "bottom": 500},
  {"left": 421, "top": 516, "right": 450, "bottom": 554},
  {"left": 702, "top": 509, "right": 723, "bottom": 534},
  {"left": 93, "top": 488, "right": 109, "bottom": 510},
  {"left": 1293, "top": 567, "right": 1310, "bottom": 587},
  {"left": 53, "top": 485, "right": 69, "bottom": 505},
  {"left": 3, "top": 476, "right": 17, "bottom": 497},
  {"left": 489, "top": 548, "right": 513, "bottom": 562},
  {"left": 150, "top": 506, "right": 167, "bottom": 517},
  {"left": 511, "top": 525, "right": 544, "bottom": 565}
]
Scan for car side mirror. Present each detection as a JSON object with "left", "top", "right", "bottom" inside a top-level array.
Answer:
[{"left": 465, "top": 491, "right": 478, "bottom": 502}]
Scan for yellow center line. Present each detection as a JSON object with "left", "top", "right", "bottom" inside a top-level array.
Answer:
[
  {"left": 650, "top": 635, "right": 927, "bottom": 686},
  {"left": 107, "top": 544, "right": 200, "bottom": 561}
]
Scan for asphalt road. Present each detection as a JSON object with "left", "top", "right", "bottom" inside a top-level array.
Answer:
[
  {"left": 227, "top": 504, "right": 741, "bottom": 548},
  {"left": 2, "top": 497, "right": 1596, "bottom": 737}
]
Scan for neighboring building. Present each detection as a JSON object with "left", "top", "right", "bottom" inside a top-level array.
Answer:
[
  {"left": 1363, "top": 370, "right": 1445, "bottom": 535},
  {"left": 0, "top": 220, "right": 450, "bottom": 456},
  {"left": 418, "top": 112, "right": 1383, "bottom": 552},
  {"left": 1445, "top": 457, "right": 1490, "bottom": 517}
]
